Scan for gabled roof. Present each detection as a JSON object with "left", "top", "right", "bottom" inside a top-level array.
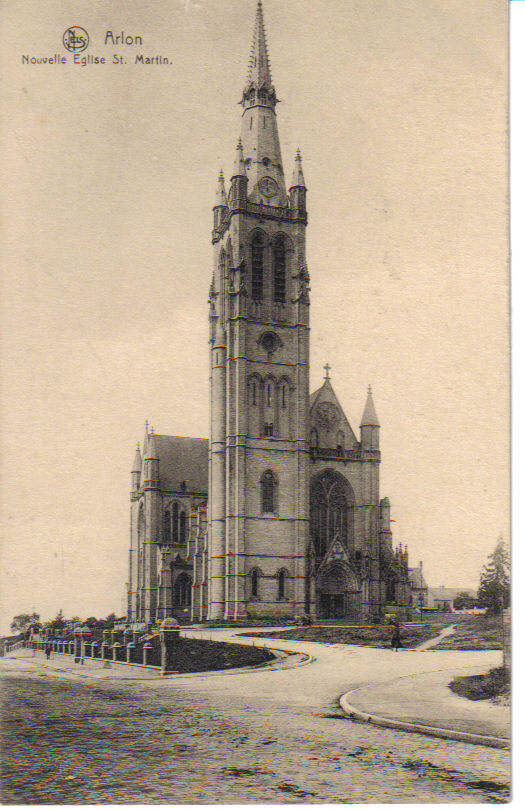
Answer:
[
  {"left": 408, "top": 567, "right": 427, "bottom": 589},
  {"left": 153, "top": 435, "right": 208, "bottom": 494},
  {"left": 309, "top": 375, "right": 358, "bottom": 447}
]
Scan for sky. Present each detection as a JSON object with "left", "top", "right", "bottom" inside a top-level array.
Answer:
[{"left": 0, "top": 0, "right": 509, "bottom": 633}]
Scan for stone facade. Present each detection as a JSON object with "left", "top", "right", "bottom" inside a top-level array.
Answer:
[{"left": 126, "top": 2, "right": 412, "bottom": 625}]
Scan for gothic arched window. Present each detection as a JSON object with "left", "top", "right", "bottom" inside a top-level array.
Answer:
[
  {"left": 261, "top": 470, "right": 276, "bottom": 513},
  {"left": 273, "top": 238, "right": 286, "bottom": 303},
  {"left": 310, "top": 472, "right": 353, "bottom": 558},
  {"left": 251, "top": 234, "right": 264, "bottom": 300},
  {"left": 173, "top": 573, "right": 192, "bottom": 607},
  {"left": 179, "top": 511, "right": 186, "bottom": 544}
]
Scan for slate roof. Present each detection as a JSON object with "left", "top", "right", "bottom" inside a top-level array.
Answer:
[{"left": 153, "top": 435, "right": 209, "bottom": 494}]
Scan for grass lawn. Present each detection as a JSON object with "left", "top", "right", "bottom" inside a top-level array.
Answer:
[
  {"left": 449, "top": 667, "right": 510, "bottom": 702},
  {"left": 434, "top": 615, "right": 503, "bottom": 650},
  {"left": 238, "top": 622, "right": 452, "bottom": 649}
]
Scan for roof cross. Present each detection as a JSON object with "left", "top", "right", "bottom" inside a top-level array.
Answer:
[{"left": 324, "top": 362, "right": 331, "bottom": 380}]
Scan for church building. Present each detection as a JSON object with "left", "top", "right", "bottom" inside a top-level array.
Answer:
[{"left": 127, "top": 2, "right": 412, "bottom": 625}]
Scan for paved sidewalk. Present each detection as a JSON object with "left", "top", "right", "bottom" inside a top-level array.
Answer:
[{"left": 341, "top": 659, "right": 510, "bottom": 744}]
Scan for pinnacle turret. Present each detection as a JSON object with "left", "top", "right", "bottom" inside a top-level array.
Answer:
[
  {"left": 291, "top": 149, "right": 306, "bottom": 188},
  {"left": 232, "top": 139, "right": 247, "bottom": 179},
  {"left": 132, "top": 442, "right": 142, "bottom": 473},
  {"left": 360, "top": 385, "right": 380, "bottom": 427},
  {"left": 215, "top": 171, "right": 227, "bottom": 206}
]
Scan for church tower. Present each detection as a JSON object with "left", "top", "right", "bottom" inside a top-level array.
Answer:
[{"left": 207, "top": 1, "right": 310, "bottom": 620}]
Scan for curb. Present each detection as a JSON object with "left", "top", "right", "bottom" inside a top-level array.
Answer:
[
  {"left": 339, "top": 691, "right": 510, "bottom": 749},
  {"left": 4, "top": 647, "right": 313, "bottom": 682}
]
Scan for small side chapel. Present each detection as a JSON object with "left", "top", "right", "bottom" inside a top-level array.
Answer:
[{"left": 126, "top": 2, "right": 412, "bottom": 625}]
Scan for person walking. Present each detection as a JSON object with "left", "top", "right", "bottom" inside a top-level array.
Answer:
[
  {"left": 45, "top": 643, "right": 51, "bottom": 660},
  {"left": 391, "top": 623, "right": 402, "bottom": 652}
]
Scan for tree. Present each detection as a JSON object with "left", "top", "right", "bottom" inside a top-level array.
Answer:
[
  {"left": 50, "top": 609, "right": 65, "bottom": 630},
  {"left": 478, "top": 538, "right": 510, "bottom": 615},
  {"left": 453, "top": 592, "right": 477, "bottom": 610},
  {"left": 10, "top": 612, "right": 40, "bottom": 633}
]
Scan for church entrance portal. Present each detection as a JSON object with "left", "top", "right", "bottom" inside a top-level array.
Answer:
[
  {"left": 317, "top": 562, "right": 361, "bottom": 620},
  {"left": 319, "top": 593, "right": 345, "bottom": 619}
]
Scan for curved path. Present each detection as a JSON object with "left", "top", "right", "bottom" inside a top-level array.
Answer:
[{"left": 2, "top": 628, "right": 511, "bottom": 803}]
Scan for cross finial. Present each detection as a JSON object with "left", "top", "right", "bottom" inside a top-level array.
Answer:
[
  {"left": 324, "top": 362, "right": 331, "bottom": 380},
  {"left": 368, "top": 384, "right": 372, "bottom": 394}
]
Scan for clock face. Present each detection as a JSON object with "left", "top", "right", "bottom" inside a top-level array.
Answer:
[
  {"left": 259, "top": 176, "right": 279, "bottom": 198},
  {"left": 315, "top": 401, "right": 340, "bottom": 431}
]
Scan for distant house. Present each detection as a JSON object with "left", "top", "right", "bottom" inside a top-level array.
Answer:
[
  {"left": 408, "top": 561, "right": 428, "bottom": 609},
  {"left": 426, "top": 586, "right": 477, "bottom": 611}
]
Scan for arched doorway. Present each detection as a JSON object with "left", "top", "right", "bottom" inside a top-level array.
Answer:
[{"left": 316, "top": 562, "right": 361, "bottom": 619}]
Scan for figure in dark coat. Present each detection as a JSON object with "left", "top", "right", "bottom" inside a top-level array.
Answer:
[
  {"left": 391, "top": 624, "right": 402, "bottom": 651},
  {"left": 45, "top": 643, "right": 51, "bottom": 660}
]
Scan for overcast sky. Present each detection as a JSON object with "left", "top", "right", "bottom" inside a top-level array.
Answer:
[{"left": 0, "top": 0, "right": 508, "bottom": 632}]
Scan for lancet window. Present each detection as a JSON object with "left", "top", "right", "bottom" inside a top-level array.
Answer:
[
  {"left": 261, "top": 470, "right": 276, "bottom": 513},
  {"left": 273, "top": 238, "right": 286, "bottom": 303},
  {"left": 251, "top": 234, "right": 264, "bottom": 300}
]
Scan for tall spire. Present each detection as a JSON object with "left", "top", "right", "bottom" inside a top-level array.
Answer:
[
  {"left": 239, "top": 2, "right": 287, "bottom": 206},
  {"left": 247, "top": 1, "right": 272, "bottom": 87}
]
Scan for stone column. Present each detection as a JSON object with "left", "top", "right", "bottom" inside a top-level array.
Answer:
[
  {"left": 91, "top": 642, "right": 99, "bottom": 658},
  {"left": 112, "top": 642, "right": 122, "bottom": 662},
  {"left": 160, "top": 617, "right": 180, "bottom": 675},
  {"left": 126, "top": 643, "right": 135, "bottom": 663}
]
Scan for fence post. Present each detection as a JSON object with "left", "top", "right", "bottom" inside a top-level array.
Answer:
[
  {"left": 160, "top": 617, "right": 181, "bottom": 675},
  {"left": 126, "top": 643, "right": 135, "bottom": 663},
  {"left": 73, "top": 626, "right": 82, "bottom": 663},
  {"left": 143, "top": 642, "right": 152, "bottom": 666}
]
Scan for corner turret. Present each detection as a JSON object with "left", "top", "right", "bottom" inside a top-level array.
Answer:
[{"left": 360, "top": 385, "right": 380, "bottom": 450}]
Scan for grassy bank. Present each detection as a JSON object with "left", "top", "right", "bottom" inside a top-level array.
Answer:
[
  {"left": 239, "top": 623, "right": 450, "bottom": 649},
  {"left": 449, "top": 667, "right": 510, "bottom": 702},
  {"left": 434, "top": 615, "right": 503, "bottom": 650}
]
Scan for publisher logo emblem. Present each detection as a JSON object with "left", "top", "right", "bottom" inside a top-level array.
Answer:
[{"left": 63, "top": 27, "right": 89, "bottom": 53}]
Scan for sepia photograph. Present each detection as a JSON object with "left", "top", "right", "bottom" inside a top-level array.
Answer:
[{"left": 1, "top": 0, "right": 511, "bottom": 804}]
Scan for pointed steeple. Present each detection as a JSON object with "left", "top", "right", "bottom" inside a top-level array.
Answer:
[
  {"left": 360, "top": 385, "right": 380, "bottom": 427},
  {"left": 247, "top": 1, "right": 272, "bottom": 88}
]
